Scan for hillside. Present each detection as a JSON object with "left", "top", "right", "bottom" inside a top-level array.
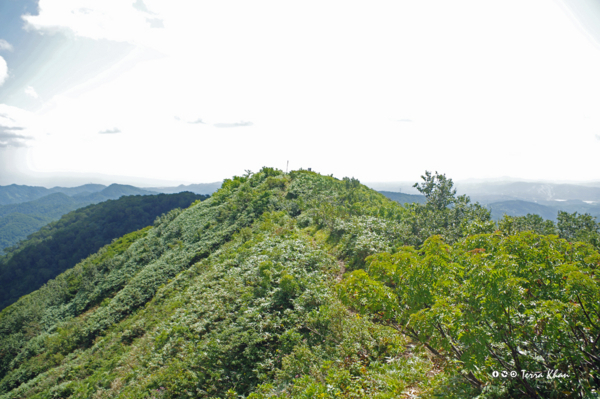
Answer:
[
  {"left": 0, "top": 193, "right": 78, "bottom": 218},
  {"left": 0, "top": 184, "right": 106, "bottom": 206},
  {"left": 0, "top": 185, "right": 53, "bottom": 206},
  {"left": 378, "top": 190, "right": 426, "bottom": 205},
  {"left": 0, "top": 192, "right": 207, "bottom": 310},
  {"left": 0, "top": 213, "right": 50, "bottom": 252},
  {"left": 0, "top": 183, "right": 206, "bottom": 206},
  {"left": 486, "top": 199, "right": 558, "bottom": 221},
  {"left": 73, "top": 184, "right": 154, "bottom": 202},
  {"left": 0, "top": 169, "right": 597, "bottom": 398},
  {"left": 0, "top": 185, "right": 163, "bottom": 254},
  {"left": 0, "top": 194, "right": 81, "bottom": 252}
]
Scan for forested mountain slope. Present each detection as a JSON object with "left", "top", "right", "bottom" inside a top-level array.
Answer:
[
  {"left": 0, "top": 185, "right": 106, "bottom": 206},
  {"left": 0, "top": 169, "right": 597, "bottom": 398},
  {"left": 0, "top": 185, "right": 161, "bottom": 254},
  {"left": 0, "top": 194, "right": 82, "bottom": 252},
  {"left": 0, "top": 182, "right": 198, "bottom": 207},
  {"left": 0, "top": 192, "right": 207, "bottom": 310},
  {"left": 486, "top": 199, "right": 558, "bottom": 221},
  {"left": 72, "top": 184, "right": 154, "bottom": 202}
]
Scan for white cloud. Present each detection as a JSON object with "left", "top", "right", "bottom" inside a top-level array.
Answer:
[
  {"left": 24, "top": 86, "right": 39, "bottom": 99},
  {"left": 132, "top": 0, "right": 153, "bottom": 14},
  {"left": 213, "top": 121, "right": 253, "bottom": 128},
  {"left": 11, "top": 0, "right": 600, "bottom": 182},
  {"left": 99, "top": 127, "right": 121, "bottom": 134},
  {"left": 0, "top": 39, "right": 13, "bottom": 52},
  {"left": 23, "top": 0, "right": 164, "bottom": 46},
  {"left": 0, "top": 57, "right": 7, "bottom": 86},
  {"left": 0, "top": 127, "right": 31, "bottom": 148},
  {"left": 0, "top": 104, "right": 43, "bottom": 138},
  {"left": 0, "top": 105, "right": 39, "bottom": 148}
]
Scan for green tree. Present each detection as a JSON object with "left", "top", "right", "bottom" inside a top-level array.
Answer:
[
  {"left": 339, "top": 232, "right": 600, "bottom": 398},
  {"left": 557, "top": 211, "right": 600, "bottom": 248},
  {"left": 413, "top": 170, "right": 457, "bottom": 211},
  {"left": 498, "top": 214, "right": 557, "bottom": 236},
  {"left": 404, "top": 171, "right": 494, "bottom": 246}
]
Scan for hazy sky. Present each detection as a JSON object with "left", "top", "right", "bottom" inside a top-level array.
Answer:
[{"left": 1, "top": 0, "right": 600, "bottom": 187}]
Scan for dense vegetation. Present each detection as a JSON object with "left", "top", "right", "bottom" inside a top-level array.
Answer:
[
  {"left": 0, "top": 194, "right": 82, "bottom": 252},
  {"left": 0, "top": 169, "right": 598, "bottom": 398},
  {"left": 0, "top": 185, "right": 158, "bottom": 254},
  {"left": 340, "top": 234, "right": 599, "bottom": 397},
  {"left": 0, "top": 213, "right": 52, "bottom": 253},
  {"left": 0, "top": 192, "right": 207, "bottom": 310}
]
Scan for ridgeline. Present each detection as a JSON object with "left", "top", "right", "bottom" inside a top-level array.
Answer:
[{"left": 0, "top": 168, "right": 597, "bottom": 398}]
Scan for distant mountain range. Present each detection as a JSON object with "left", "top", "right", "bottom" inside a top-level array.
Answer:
[
  {"left": 377, "top": 180, "right": 600, "bottom": 222},
  {"left": 4, "top": 178, "right": 600, "bottom": 254},
  {"left": 0, "top": 182, "right": 223, "bottom": 206},
  {"left": 367, "top": 180, "right": 600, "bottom": 203},
  {"left": 0, "top": 183, "right": 150, "bottom": 206},
  {"left": 455, "top": 181, "right": 600, "bottom": 203},
  {"left": 377, "top": 191, "right": 426, "bottom": 205},
  {"left": 146, "top": 182, "right": 222, "bottom": 195},
  {"left": 0, "top": 183, "right": 220, "bottom": 253},
  {"left": 485, "top": 200, "right": 560, "bottom": 221}
]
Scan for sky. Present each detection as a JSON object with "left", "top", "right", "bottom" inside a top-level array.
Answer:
[{"left": 1, "top": 0, "right": 600, "bottom": 188}]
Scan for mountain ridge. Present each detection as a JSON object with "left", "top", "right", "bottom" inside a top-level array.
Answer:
[{"left": 0, "top": 169, "right": 596, "bottom": 397}]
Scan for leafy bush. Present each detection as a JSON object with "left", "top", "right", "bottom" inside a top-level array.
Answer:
[{"left": 340, "top": 232, "right": 600, "bottom": 398}]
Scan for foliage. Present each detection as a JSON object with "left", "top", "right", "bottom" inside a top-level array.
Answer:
[
  {"left": 498, "top": 211, "right": 600, "bottom": 250},
  {"left": 557, "top": 211, "right": 600, "bottom": 248},
  {"left": 2, "top": 167, "right": 598, "bottom": 398},
  {"left": 402, "top": 171, "right": 495, "bottom": 246},
  {"left": 0, "top": 192, "right": 207, "bottom": 310},
  {"left": 413, "top": 171, "right": 457, "bottom": 211},
  {"left": 0, "top": 194, "right": 82, "bottom": 253},
  {"left": 0, "top": 213, "right": 53, "bottom": 254},
  {"left": 497, "top": 214, "right": 558, "bottom": 236},
  {"left": 0, "top": 185, "right": 159, "bottom": 254},
  {"left": 0, "top": 168, "right": 443, "bottom": 398},
  {"left": 339, "top": 232, "right": 600, "bottom": 398}
]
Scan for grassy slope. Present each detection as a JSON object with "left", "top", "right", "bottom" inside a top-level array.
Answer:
[{"left": 0, "top": 170, "right": 448, "bottom": 398}]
